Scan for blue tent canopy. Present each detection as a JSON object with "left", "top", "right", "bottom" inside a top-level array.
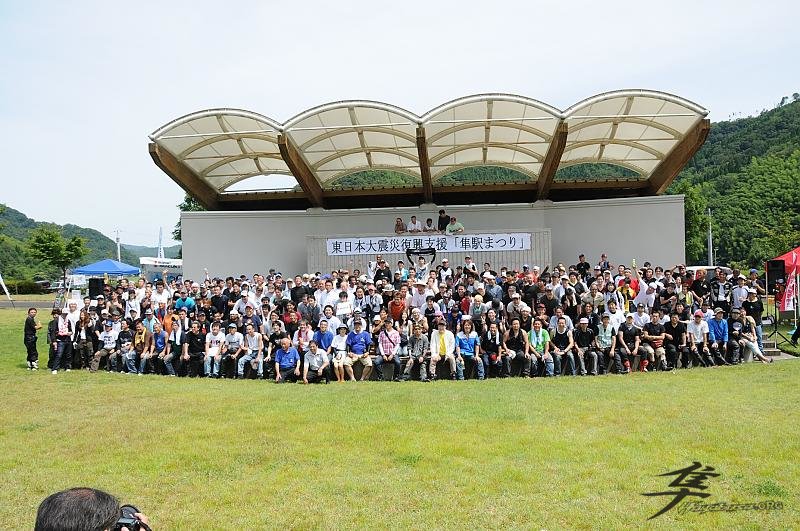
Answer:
[{"left": 73, "top": 259, "right": 140, "bottom": 276}]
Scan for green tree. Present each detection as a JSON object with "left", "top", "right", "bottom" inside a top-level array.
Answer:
[
  {"left": 172, "top": 194, "right": 205, "bottom": 241},
  {"left": 671, "top": 179, "right": 709, "bottom": 264},
  {"left": 27, "top": 226, "right": 87, "bottom": 285}
]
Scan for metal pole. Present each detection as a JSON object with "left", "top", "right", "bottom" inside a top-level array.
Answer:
[
  {"left": 115, "top": 229, "right": 121, "bottom": 262},
  {"left": 707, "top": 208, "right": 713, "bottom": 266}
]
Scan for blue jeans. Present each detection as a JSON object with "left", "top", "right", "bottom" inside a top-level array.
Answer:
[
  {"left": 204, "top": 354, "right": 220, "bottom": 376},
  {"left": 237, "top": 352, "right": 262, "bottom": 377},
  {"left": 124, "top": 350, "right": 138, "bottom": 373},
  {"left": 755, "top": 325, "right": 763, "bottom": 352},
  {"left": 53, "top": 339, "right": 72, "bottom": 371},
  {"left": 455, "top": 355, "right": 484, "bottom": 380},
  {"left": 374, "top": 354, "right": 402, "bottom": 380},
  {"left": 542, "top": 355, "right": 555, "bottom": 377}
]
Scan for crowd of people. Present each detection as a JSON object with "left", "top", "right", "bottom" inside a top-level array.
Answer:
[
  {"left": 22, "top": 251, "right": 776, "bottom": 383},
  {"left": 394, "top": 209, "right": 465, "bottom": 235}
]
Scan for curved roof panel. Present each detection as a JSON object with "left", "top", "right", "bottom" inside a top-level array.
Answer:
[{"left": 149, "top": 90, "right": 708, "bottom": 209}]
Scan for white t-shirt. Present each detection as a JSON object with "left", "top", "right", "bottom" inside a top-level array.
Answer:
[
  {"left": 206, "top": 331, "right": 225, "bottom": 356},
  {"left": 225, "top": 332, "right": 243, "bottom": 352},
  {"left": 687, "top": 320, "right": 709, "bottom": 343},
  {"left": 407, "top": 220, "right": 423, "bottom": 232}
]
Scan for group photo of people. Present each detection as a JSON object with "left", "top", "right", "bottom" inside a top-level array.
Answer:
[{"left": 24, "top": 246, "right": 776, "bottom": 384}]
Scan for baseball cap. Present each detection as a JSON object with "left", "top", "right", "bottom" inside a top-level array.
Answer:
[
  {"left": 145, "top": 308, "right": 153, "bottom": 315},
  {"left": 749, "top": 268, "right": 758, "bottom": 274},
  {"left": 694, "top": 310, "right": 704, "bottom": 317},
  {"left": 579, "top": 317, "right": 589, "bottom": 324},
  {"left": 227, "top": 322, "right": 237, "bottom": 328},
  {"left": 373, "top": 316, "right": 381, "bottom": 322},
  {"left": 625, "top": 313, "right": 634, "bottom": 319},
  {"left": 714, "top": 307, "right": 724, "bottom": 314},
  {"left": 747, "top": 288, "right": 757, "bottom": 294},
  {"left": 522, "top": 264, "right": 530, "bottom": 269},
  {"left": 104, "top": 320, "right": 113, "bottom": 327}
]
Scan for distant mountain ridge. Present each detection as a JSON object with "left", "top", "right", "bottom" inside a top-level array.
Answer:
[
  {"left": 0, "top": 204, "right": 139, "bottom": 280},
  {"left": 123, "top": 244, "right": 181, "bottom": 259}
]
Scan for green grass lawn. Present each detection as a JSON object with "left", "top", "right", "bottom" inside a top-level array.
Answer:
[{"left": 1, "top": 308, "right": 798, "bottom": 529}]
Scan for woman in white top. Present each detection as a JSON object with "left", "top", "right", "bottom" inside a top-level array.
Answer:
[{"left": 330, "top": 324, "right": 352, "bottom": 382}]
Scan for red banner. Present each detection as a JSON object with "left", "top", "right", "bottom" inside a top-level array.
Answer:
[{"left": 782, "top": 252, "right": 797, "bottom": 312}]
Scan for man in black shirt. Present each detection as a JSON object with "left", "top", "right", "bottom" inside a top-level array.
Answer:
[
  {"left": 573, "top": 317, "right": 597, "bottom": 375},
  {"left": 641, "top": 309, "right": 667, "bottom": 371},
  {"left": 183, "top": 321, "right": 206, "bottom": 377},
  {"left": 663, "top": 312, "right": 687, "bottom": 369},
  {"left": 575, "top": 254, "right": 591, "bottom": 281},
  {"left": 437, "top": 209, "right": 450, "bottom": 231},
  {"left": 617, "top": 313, "right": 644, "bottom": 372},
  {"left": 210, "top": 284, "right": 229, "bottom": 319},
  {"left": 24, "top": 308, "right": 42, "bottom": 370},
  {"left": 741, "top": 288, "right": 765, "bottom": 350}
]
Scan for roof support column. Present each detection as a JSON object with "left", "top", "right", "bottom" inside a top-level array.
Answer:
[
  {"left": 536, "top": 122, "right": 569, "bottom": 200},
  {"left": 416, "top": 125, "right": 433, "bottom": 203},
  {"left": 647, "top": 119, "right": 710, "bottom": 195},
  {"left": 149, "top": 143, "right": 219, "bottom": 210},
  {"left": 278, "top": 134, "right": 325, "bottom": 208}
]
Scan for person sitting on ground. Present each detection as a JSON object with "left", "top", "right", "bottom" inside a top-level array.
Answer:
[
  {"left": 303, "top": 340, "right": 330, "bottom": 384},
  {"left": 616, "top": 313, "right": 644, "bottom": 372},
  {"left": 687, "top": 310, "right": 712, "bottom": 367},
  {"left": 430, "top": 317, "right": 456, "bottom": 380},
  {"left": 220, "top": 322, "right": 243, "bottom": 378},
  {"left": 481, "top": 321, "right": 507, "bottom": 377},
  {"left": 375, "top": 319, "right": 403, "bottom": 381},
  {"left": 274, "top": 336, "right": 301, "bottom": 383},
  {"left": 573, "top": 317, "right": 598, "bottom": 375},
  {"left": 403, "top": 322, "right": 430, "bottom": 381},
  {"left": 455, "top": 316, "right": 483, "bottom": 380},
  {"left": 346, "top": 319, "right": 373, "bottom": 381},
  {"left": 641, "top": 309, "right": 668, "bottom": 371},
  {"left": 330, "top": 324, "right": 351, "bottom": 382},
  {"left": 237, "top": 323, "right": 263, "bottom": 379}
]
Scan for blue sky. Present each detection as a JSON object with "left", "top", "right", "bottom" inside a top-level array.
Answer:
[{"left": 1, "top": 0, "right": 798, "bottom": 246}]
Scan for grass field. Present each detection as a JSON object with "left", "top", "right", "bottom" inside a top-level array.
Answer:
[{"left": 1, "top": 308, "right": 798, "bottom": 529}]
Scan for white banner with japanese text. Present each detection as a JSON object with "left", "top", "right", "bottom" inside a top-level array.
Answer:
[{"left": 326, "top": 233, "right": 531, "bottom": 256}]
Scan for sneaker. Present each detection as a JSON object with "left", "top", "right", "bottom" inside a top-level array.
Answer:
[
  {"left": 51, "top": 370, "right": 57, "bottom": 375},
  {"left": 65, "top": 368, "right": 71, "bottom": 372},
  {"left": 32, "top": 362, "right": 39, "bottom": 370}
]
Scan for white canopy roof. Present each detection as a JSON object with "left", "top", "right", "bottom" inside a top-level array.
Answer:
[{"left": 150, "top": 90, "right": 708, "bottom": 206}]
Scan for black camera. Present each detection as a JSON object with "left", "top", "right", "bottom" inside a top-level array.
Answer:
[{"left": 113, "top": 504, "right": 149, "bottom": 530}]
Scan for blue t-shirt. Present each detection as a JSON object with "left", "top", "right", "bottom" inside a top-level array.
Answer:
[
  {"left": 152, "top": 330, "right": 167, "bottom": 352},
  {"left": 175, "top": 297, "right": 196, "bottom": 313},
  {"left": 456, "top": 331, "right": 479, "bottom": 356},
  {"left": 313, "top": 330, "right": 334, "bottom": 351},
  {"left": 275, "top": 347, "right": 300, "bottom": 369},
  {"left": 346, "top": 331, "right": 372, "bottom": 355}
]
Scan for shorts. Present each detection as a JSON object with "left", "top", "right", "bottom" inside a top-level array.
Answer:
[{"left": 349, "top": 354, "right": 372, "bottom": 367}]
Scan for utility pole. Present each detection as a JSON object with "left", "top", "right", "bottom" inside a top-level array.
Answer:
[
  {"left": 115, "top": 229, "right": 121, "bottom": 262},
  {"left": 157, "top": 227, "right": 164, "bottom": 259},
  {"left": 707, "top": 208, "right": 713, "bottom": 266}
]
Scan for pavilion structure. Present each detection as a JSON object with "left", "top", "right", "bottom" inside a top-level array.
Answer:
[{"left": 149, "top": 90, "right": 709, "bottom": 210}]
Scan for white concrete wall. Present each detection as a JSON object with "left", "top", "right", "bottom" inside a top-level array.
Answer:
[{"left": 181, "top": 195, "right": 685, "bottom": 280}]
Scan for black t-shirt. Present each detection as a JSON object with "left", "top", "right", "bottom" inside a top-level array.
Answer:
[
  {"left": 573, "top": 327, "right": 594, "bottom": 348},
  {"left": 25, "top": 316, "right": 37, "bottom": 337},
  {"left": 186, "top": 330, "right": 205, "bottom": 353},
  {"left": 437, "top": 214, "right": 451, "bottom": 231},
  {"left": 663, "top": 321, "right": 686, "bottom": 347},
  {"left": 742, "top": 299, "right": 764, "bottom": 325},
  {"left": 618, "top": 323, "right": 640, "bottom": 347},
  {"left": 575, "top": 261, "right": 591, "bottom": 278},
  {"left": 691, "top": 279, "right": 710, "bottom": 298},
  {"left": 643, "top": 322, "right": 665, "bottom": 344}
]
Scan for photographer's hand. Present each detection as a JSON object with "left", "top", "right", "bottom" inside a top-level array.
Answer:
[{"left": 122, "top": 511, "right": 152, "bottom": 531}]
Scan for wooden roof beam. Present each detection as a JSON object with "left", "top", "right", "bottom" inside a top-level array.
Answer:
[
  {"left": 536, "top": 122, "right": 569, "bottom": 200},
  {"left": 149, "top": 142, "right": 219, "bottom": 210},
  {"left": 416, "top": 125, "right": 433, "bottom": 203},
  {"left": 278, "top": 134, "right": 325, "bottom": 208},
  {"left": 648, "top": 118, "right": 710, "bottom": 195}
]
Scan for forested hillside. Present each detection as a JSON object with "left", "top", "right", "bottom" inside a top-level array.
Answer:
[
  {"left": 669, "top": 97, "right": 800, "bottom": 266},
  {"left": 0, "top": 205, "right": 138, "bottom": 280}
]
